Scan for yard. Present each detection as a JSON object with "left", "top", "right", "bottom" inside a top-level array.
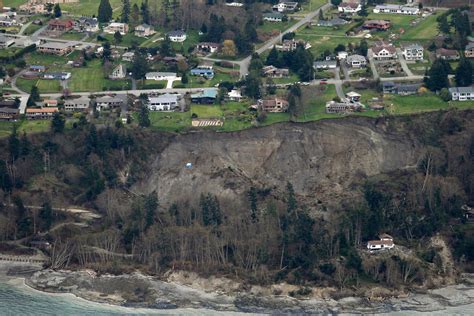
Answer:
[
  {"left": 385, "top": 93, "right": 474, "bottom": 115},
  {"left": 16, "top": 77, "right": 62, "bottom": 93},
  {"left": 399, "top": 14, "right": 439, "bottom": 43}
]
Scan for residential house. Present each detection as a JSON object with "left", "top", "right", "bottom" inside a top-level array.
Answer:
[
  {"left": 122, "top": 51, "right": 135, "bottom": 62},
  {"left": 190, "top": 88, "right": 218, "bottom": 104},
  {"left": 196, "top": 42, "right": 220, "bottom": 54},
  {"left": 402, "top": 43, "right": 424, "bottom": 61},
  {"left": 64, "top": 97, "right": 90, "bottom": 112},
  {"left": 162, "top": 54, "right": 186, "bottom": 65},
  {"left": 436, "top": 48, "right": 460, "bottom": 61},
  {"left": 337, "top": 51, "right": 348, "bottom": 60},
  {"left": 43, "top": 72, "right": 71, "bottom": 80},
  {"left": 363, "top": 20, "right": 391, "bottom": 31},
  {"left": 258, "top": 98, "right": 289, "bottom": 113},
  {"left": 346, "top": 91, "right": 361, "bottom": 102},
  {"left": 263, "top": 12, "right": 284, "bottom": 22},
  {"left": 465, "top": 43, "right": 474, "bottom": 58},
  {"left": 373, "top": 4, "right": 419, "bottom": 15},
  {"left": 29, "top": 65, "right": 46, "bottom": 73},
  {"left": 38, "top": 42, "right": 74, "bottom": 56},
  {"left": 226, "top": 2, "right": 244, "bottom": 7},
  {"left": 317, "top": 18, "right": 349, "bottom": 27},
  {"left": 0, "top": 107, "right": 19, "bottom": 121},
  {"left": 227, "top": 89, "right": 243, "bottom": 102},
  {"left": 325, "top": 100, "right": 363, "bottom": 113},
  {"left": 276, "top": 39, "right": 311, "bottom": 52},
  {"left": 0, "top": 15, "right": 17, "bottom": 27},
  {"left": 109, "top": 64, "right": 126, "bottom": 79},
  {"left": 0, "top": 99, "right": 19, "bottom": 121},
  {"left": 147, "top": 93, "right": 183, "bottom": 111},
  {"left": 313, "top": 60, "right": 337, "bottom": 70},
  {"left": 272, "top": 1, "right": 298, "bottom": 13},
  {"left": 104, "top": 22, "right": 129, "bottom": 35},
  {"left": 449, "top": 87, "right": 474, "bottom": 101},
  {"left": 262, "top": 65, "right": 289, "bottom": 78},
  {"left": 191, "top": 66, "right": 214, "bottom": 79},
  {"left": 135, "top": 24, "right": 155, "bottom": 37},
  {"left": 26, "top": 107, "right": 59, "bottom": 119},
  {"left": 346, "top": 54, "right": 367, "bottom": 68},
  {"left": 48, "top": 19, "right": 74, "bottom": 31},
  {"left": 382, "top": 81, "right": 421, "bottom": 95},
  {"left": 0, "top": 34, "right": 14, "bottom": 48},
  {"left": 145, "top": 72, "right": 177, "bottom": 81},
  {"left": 367, "top": 234, "right": 395, "bottom": 251},
  {"left": 338, "top": 2, "right": 361, "bottom": 14},
  {"left": 95, "top": 96, "right": 124, "bottom": 111},
  {"left": 42, "top": 99, "right": 58, "bottom": 107},
  {"left": 167, "top": 30, "right": 187, "bottom": 42},
  {"left": 370, "top": 41, "right": 397, "bottom": 60},
  {"left": 74, "top": 17, "right": 99, "bottom": 32}
]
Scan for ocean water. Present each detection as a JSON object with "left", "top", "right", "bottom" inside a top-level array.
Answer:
[
  {"left": 0, "top": 275, "right": 473, "bottom": 316},
  {"left": 0, "top": 277, "right": 242, "bottom": 316}
]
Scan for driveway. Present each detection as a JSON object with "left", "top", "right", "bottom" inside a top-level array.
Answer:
[{"left": 396, "top": 48, "right": 414, "bottom": 77}]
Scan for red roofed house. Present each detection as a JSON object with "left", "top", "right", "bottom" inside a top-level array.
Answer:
[
  {"left": 48, "top": 19, "right": 74, "bottom": 32},
  {"left": 26, "top": 107, "right": 59, "bottom": 120},
  {"left": 367, "top": 233, "right": 395, "bottom": 251},
  {"left": 363, "top": 20, "right": 391, "bottom": 31}
]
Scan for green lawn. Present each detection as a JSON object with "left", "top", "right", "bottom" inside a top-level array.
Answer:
[
  {"left": 102, "top": 33, "right": 147, "bottom": 47},
  {"left": 399, "top": 14, "right": 439, "bottom": 42},
  {"left": 174, "top": 71, "right": 236, "bottom": 88},
  {"left": 137, "top": 80, "right": 166, "bottom": 90},
  {"left": 4, "top": 0, "right": 28, "bottom": 7},
  {"left": 385, "top": 93, "right": 474, "bottom": 115},
  {"left": 297, "top": 0, "right": 328, "bottom": 14},
  {"left": 0, "top": 48, "right": 21, "bottom": 58},
  {"left": 0, "top": 119, "right": 51, "bottom": 138},
  {"left": 23, "top": 23, "right": 43, "bottom": 36},
  {"left": 258, "top": 20, "right": 294, "bottom": 34},
  {"left": 191, "top": 105, "right": 223, "bottom": 118},
  {"left": 59, "top": 32, "right": 87, "bottom": 41},
  {"left": 16, "top": 78, "right": 62, "bottom": 93},
  {"left": 147, "top": 111, "right": 191, "bottom": 132},
  {"left": 60, "top": 0, "right": 145, "bottom": 17}
]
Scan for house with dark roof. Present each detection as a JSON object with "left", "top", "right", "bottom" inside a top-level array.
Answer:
[
  {"left": 167, "top": 30, "right": 187, "bottom": 42},
  {"left": 465, "top": 43, "right": 474, "bottom": 59},
  {"left": 382, "top": 81, "right": 421, "bottom": 95},
  {"left": 436, "top": 48, "right": 460, "bottom": 61},
  {"left": 363, "top": 20, "right": 391, "bottom": 31}
]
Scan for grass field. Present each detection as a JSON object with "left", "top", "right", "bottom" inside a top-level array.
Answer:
[
  {"left": 191, "top": 105, "right": 223, "bottom": 118},
  {"left": 3, "top": 0, "right": 27, "bottom": 8},
  {"left": 399, "top": 14, "right": 439, "bottom": 42},
  {"left": 0, "top": 119, "right": 51, "bottom": 138},
  {"left": 16, "top": 78, "right": 62, "bottom": 93}
]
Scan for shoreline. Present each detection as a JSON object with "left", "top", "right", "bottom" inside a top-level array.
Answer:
[
  {"left": 9, "top": 263, "right": 474, "bottom": 315},
  {"left": 2, "top": 261, "right": 474, "bottom": 314}
]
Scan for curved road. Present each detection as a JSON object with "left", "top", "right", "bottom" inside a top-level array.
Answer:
[{"left": 203, "top": 0, "right": 332, "bottom": 78}]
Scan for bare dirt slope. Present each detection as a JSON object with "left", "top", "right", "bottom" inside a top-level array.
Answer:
[{"left": 138, "top": 117, "right": 423, "bottom": 212}]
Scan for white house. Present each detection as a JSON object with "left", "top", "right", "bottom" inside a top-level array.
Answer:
[
  {"left": 135, "top": 24, "right": 155, "bottom": 37},
  {"left": 313, "top": 60, "right": 337, "bottom": 70},
  {"left": 122, "top": 51, "right": 135, "bottom": 62},
  {"left": 104, "top": 22, "right": 129, "bottom": 35},
  {"left": 373, "top": 4, "right": 419, "bottom": 15},
  {"left": 367, "top": 234, "right": 395, "bottom": 251},
  {"left": 196, "top": 42, "right": 220, "bottom": 53},
  {"left": 147, "top": 93, "right": 183, "bottom": 111},
  {"left": 64, "top": 97, "right": 90, "bottom": 112},
  {"left": 167, "top": 30, "right": 187, "bottom": 42},
  {"left": 145, "top": 72, "right": 177, "bottom": 81},
  {"left": 272, "top": 1, "right": 298, "bottom": 12},
  {"left": 263, "top": 12, "right": 284, "bottom": 22},
  {"left": 370, "top": 42, "right": 397, "bottom": 60},
  {"left": 337, "top": 51, "right": 348, "bottom": 60},
  {"left": 227, "top": 89, "right": 243, "bottom": 101},
  {"left": 449, "top": 87, "right": 474, "bottom": 101},
  {"left": 346, "top": 54, "right": 367, "bottom": 68},
  {"left": 338, "top": 2, "right": 362, "bottom": 14},
  {"left": 109, "top": 64, "right": 126, "bottom": 79},
  {"left": 402, "top": 43, "right": 424, "bottom": 61}
]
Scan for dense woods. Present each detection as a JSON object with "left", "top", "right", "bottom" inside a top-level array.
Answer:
[{"left": 0, "top": 110, "right": 473, "bottom": 290}]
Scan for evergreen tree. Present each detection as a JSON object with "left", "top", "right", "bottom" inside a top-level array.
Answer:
[
  {"left": 27, "top": 86, "right": 40, "bottom": 106},
  {"left": 20, "top": 133, "right": 30, "bottom": 157},
  {"left": 144, "top": 192, "right": 158, "bottom": 230},
  {"left": 121, "top": 0, "right": 130, "bottom": 23},
  {"left": 200, "top": 23, "right": 207, "bottom": 34},
  {"left": 39, "top": 202, "right": 53, "bottom": 231},
  {"left": 266, "top": 46, "right": 280, "bottom": 66},
  {"left": 244, "top": 19, "right": 258, "bottom": 42},
  {"left": 181, "top": 72, "right": 188, "bottom": 84},
  {"left": 114, "top": 31, "right": 123, "bottom": 46},
  {"left": 318, "top": 8, "right": 324, "bottom": 21},
  {"left": 200, "top": 194, "right": 222, "bottom": 227},
  {"left": 288, "top": 94, "right": 297, "bottom": 117},
  {"left": 248, "top": 187, "right": 258, "bottom": 223},
  {"left": 159, "top": 37, "right": 172, "bottom": 56},
  {"left": 0, "top": 159, "right": 12, "bottom": 192},
  {"left": 53, "top": 4, "right": 61, "bottom": 17},
  {"left": 140, "top": 0, "right": 150, "bottom": 24},
  {"left": 51, "top": 113, "right": 65, "bottom": 133},
  {"left": 455, "top": 57, "right": 473, "bottom": 87},
  {"left": 8, "top": 126, "right": 20, "bottom": 162},
  {"left": 131, "top": 52, "right": 149, "bottom": 80},
  {"left": 286, "top": 182, "right": 297, "bottom": 214},
  {"left": 138, "top": 98, "right": 150, "bottom": 128},
  {"left": 131, "top": 3, "right": 140, "bottom": 27},
  {"left": 437, "top": 14, "right": 450, "bottom": 34},
  {"left": 359, "top": 0, "right": 368, "bottom": 16},
  {"left": 98, "top": 0, "right": 113, "bottom": 23},
  {"left": 425, "top": 58, "right": 450, "bottom": 92},
  {"left": 243, "top": 72, "right": 261, "bottom": 99},
  {"left": 331, "top": 0, "right": 341, "bottom": 5},
  {"left": 358, "top": 40, "right": 368, "bottom": 56}
]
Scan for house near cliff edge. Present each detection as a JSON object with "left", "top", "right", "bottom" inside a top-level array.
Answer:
[{"left": 367, "top": 234, "right": 395, "bottom": 252}]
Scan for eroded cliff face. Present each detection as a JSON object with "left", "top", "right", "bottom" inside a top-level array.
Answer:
[{"left": 138, "top": 117, "right": 422, "bottom": 211}]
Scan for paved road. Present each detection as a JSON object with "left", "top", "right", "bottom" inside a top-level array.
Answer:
[
  {"left": 367, "top": 55, "right": 380, "bottom": 81},
  {"left": 18, "top": 21, "right": 32, "bottom": 35},
  {"left": 333, "top": 67, "right": 345, "bottom": 100},
  {"left": 202, "top": 0, "right": 331, "bottom": 78},
  {"left": 396, "top": 48, "right": 414, "bottom": 77}
]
